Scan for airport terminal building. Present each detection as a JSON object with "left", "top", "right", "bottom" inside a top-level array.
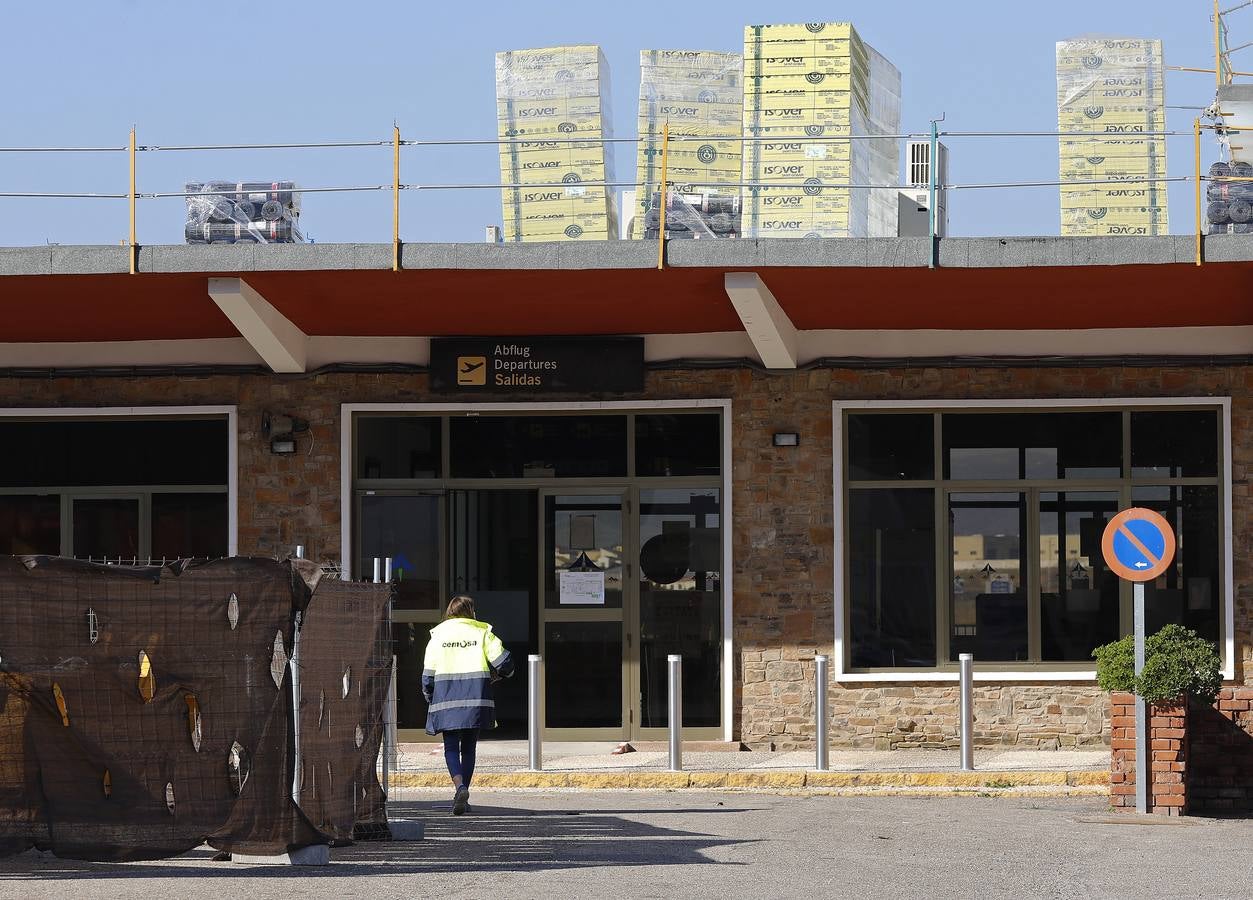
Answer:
[{"left": 0, "top": 237, "right": 1247, "bottom": 748}]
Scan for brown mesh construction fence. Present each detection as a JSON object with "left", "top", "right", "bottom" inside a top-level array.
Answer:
[{"left": 0, "top": 556, "right": 392, "bottom": 861}]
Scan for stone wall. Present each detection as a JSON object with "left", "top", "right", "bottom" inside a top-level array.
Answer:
[{"left": 1, "top": 362, "right": 1250, "bottom": 748}]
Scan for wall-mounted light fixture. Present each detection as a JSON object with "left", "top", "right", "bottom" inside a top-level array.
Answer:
[
  {"left": 772, "top": 432, "right": 800, "bottom": 448},
  {"left": 263, "top": 412, "right": 309, "bottom": 455}
]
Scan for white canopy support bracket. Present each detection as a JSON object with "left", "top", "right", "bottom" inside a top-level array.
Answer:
[
  {"left": 207, "top": 277, "right": 308, "bottom": 373},
  {"left": 723, "top": 271, "right": 798, "bottom": 369}
]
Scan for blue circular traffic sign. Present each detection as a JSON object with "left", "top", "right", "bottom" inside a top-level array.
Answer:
[{"left": 1101, "top": 508, "right": 1176, "bottom": 582}]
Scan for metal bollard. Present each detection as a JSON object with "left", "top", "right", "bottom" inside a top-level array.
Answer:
[
  {"left": 959, "top": 653, "right": 974, "bottom": 771},
  {"left": 668, "top": 655, "right": 683, "bottom": 771},
  {"left": 527, "top": 655, "right": 543, "bottom": 771},
  {"left": 372, "top": 557, "right": 382, "bottom": 584},
  {"left": 814, "top": 655, "right": 829, "bottom": 771},
  {"left": 384, "top": 556, "right": 393, "bottom": 583}
]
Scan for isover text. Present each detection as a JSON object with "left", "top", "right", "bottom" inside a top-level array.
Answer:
[{"left": 493, "top": 343, "right": 557, "bottom": 386}]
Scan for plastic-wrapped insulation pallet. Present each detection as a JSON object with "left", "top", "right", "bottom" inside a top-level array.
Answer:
[
  {"left": 1205, "top": 160, "right": 1253, "bottom": 233},
  {"left": 0, "top": 556, "right": 390, "bottom": 861},
  {"left": 633, "top": 50, "right": 742, "bottom": 239},
  {"left": 495, "top": 46, "right": 617, "bottom": 242},
  {"left": 740, "top": 22, "right": 901, "bottom": 239},
  {"left": 642, "top": 190, "right": 741, "bottom": 239},
  {"left": 1056, "top": 38, "right": 1168, "bottom": 236},
  {"left": 185, "top": 181, "right": 304, "bottom": 244}
]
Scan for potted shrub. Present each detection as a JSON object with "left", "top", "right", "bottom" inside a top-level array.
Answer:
[{"left": 1094, "top": 624, "right": 1223, "bottom": 706}]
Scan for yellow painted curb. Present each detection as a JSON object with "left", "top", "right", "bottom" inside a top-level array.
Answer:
[
  {"left": 390, "top": 769, "right": 1105, "bottom": 792},
  {"left": 725, "top": 772, "right": 807, "bottom": 789},
  {"left": 627, "top": 772, "right": 691, "bottom": 789},
  {"left": 689, "top": 772, "right": 729, "bottom": 789},
  {"left": 1068, "top": 771, "right": 1110, "bottom": 786}
]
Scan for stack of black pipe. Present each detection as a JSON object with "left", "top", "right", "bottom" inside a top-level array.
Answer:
[
  {"left": 185, "top": 181, "right": 302, "bottom": 244},
  {"left": 1206, "top": 162, "right": 1253, "bottom": 235},
  {"left": 643, "top": 191, "right": 740, "bottom": 239}
]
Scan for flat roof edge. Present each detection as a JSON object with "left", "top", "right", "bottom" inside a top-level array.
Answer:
[{"left": 2, "top": 235, "right": 1251, "bottom": 278}]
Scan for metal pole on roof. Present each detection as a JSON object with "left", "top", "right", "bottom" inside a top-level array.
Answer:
[
  {"left": 1195, "top": 118, "right": 1204, "bottom": 267},
  {"left": 128, "top": 128, "right": 137, "bottom": 275},
  {"left": 928, "top": 117, "right": 941, "bottom": 269},
  {"left": 1217, "top": 0, "right": 1224, "bottom": 88},
  {"left": 656, "top": 120, "right": 671, "bottom": 271},
  {"left": 392, "top": 125, "right": 402, "bottom": 272}
]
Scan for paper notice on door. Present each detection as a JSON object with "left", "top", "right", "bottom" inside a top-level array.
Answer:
[{"left": 559, "top": 570, "right": 605, "bottom": 605}]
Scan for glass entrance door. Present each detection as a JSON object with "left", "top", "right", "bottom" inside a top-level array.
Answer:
[
  {"left": 540, "top": 491, "right": 630, "bottom": 740},
  {"left": 70, "top": 495, "right": 142, "bottom": 560}
]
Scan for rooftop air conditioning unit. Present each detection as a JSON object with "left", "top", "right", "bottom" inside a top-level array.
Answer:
[{"left": 899, "top": 140, "right": 949, "bottom": 238}]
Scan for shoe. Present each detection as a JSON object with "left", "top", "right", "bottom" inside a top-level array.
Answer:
[{"left": 452, "top": 785, "right": 469, "bottom": 816}]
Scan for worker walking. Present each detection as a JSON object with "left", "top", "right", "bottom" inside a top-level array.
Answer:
[{"left": 422, "top": 595, "right": 514, "bottom": 815}]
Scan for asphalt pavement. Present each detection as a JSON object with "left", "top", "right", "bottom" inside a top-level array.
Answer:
[{"left": 1, "top": 792, "right": 1250, "bottom": 899}]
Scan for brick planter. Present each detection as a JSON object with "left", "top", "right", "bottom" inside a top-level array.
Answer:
[
  {"left": 1188, "top": 687, "right": 1253, "bottom": 814},
  {"left": 1109, "top": 691, "right": 1187, "bottom": 815}
]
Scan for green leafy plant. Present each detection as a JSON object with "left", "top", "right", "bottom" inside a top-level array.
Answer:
[{"left": 1093, "top": 624, "right": 1223, "bottom": 706}]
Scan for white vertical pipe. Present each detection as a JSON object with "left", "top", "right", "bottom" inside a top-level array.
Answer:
[
  {"left": 372, "top": 557, "right": 382, "bottom": 584},
  {"left": 668, "top": 655, "right": 683, "bottom": 771},
  {"left": 959, "top": 653, "right": 974, "bottom": 771},
  {"left": 815, "top": 655, "right": 829, "bottom": 772},
  {"left": 527, "top": 655, "right": 543, "bottom": 771}
]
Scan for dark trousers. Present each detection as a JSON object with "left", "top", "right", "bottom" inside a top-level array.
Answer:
[{"left": 443, "top": 728, "right": 479, "bottom": 787}]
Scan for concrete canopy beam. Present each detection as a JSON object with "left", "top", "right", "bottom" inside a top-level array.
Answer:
[
  {"left": 207, "top": 276, "right": 307, "bottom": 373},
  {"left": 723, "top": 271, "right": 798, "bottom": 369}
]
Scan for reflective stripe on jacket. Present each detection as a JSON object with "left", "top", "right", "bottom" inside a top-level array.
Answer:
[{"left": 421, "top": 617, "right": 514, "bottom": 735}]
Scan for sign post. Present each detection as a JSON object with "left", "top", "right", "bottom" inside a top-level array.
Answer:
[{"left": 1100, "top": 507, "right": 1176, "bottom": 815}]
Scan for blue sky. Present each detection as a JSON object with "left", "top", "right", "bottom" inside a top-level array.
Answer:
[{"left": 0, "top": 1, "right": 1225, "bottom": 246}]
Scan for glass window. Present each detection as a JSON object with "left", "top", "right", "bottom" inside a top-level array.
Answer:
[
  {"left": 72, "top": 497, "right": 140, "bottom": 559},
  {"left": 848, "top": 414, "right": 934, "bottom": 481},
  {"left": 849, "top": 489, "right": 936, "bottom": 667},
  {"left": 635, "top": 414, "right": 720, "bottom": 477},
  {"left": 543, "top": 495, "right": 624, "bottom": 609},
  {"left": 943, "top": 412, "right": 1121, "bottom": 480},
  {"left": 1039, "top": 492, "right": 1119, "bottom": 662},
  {"left": 450, "top": 415, "right": 627, "bottom": 478},
  {"left": 638, "top": 489, "right": 721, "bottom": 727},
  {"left": 0, "top": 495, "right": 60, "bottom": 555},
  {"left": 359, "top": 494, "right": 441, "bottom": 611},
  {"left": 1131, "top": 410, "right": 1219, "bottom": 478},
  {"left": 357, "top": 417, "right": 441, "bottom": 479},
  {"left": 1132, "top": 486, "right": 1221, "bottom": 643},
  {"left": 151, "top": 493, "right": 228, "bottom": 559},
  {"left": 950, "top": 492, "right": 1027, "bottom": 662},
  {"left": 0, "top": 419, "right": 228, "bottom": 488}
]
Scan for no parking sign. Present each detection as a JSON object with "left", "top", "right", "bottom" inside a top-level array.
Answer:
[
  {"left": 1101, "top": 507, "right": 1176, "bottom": 815},
  {"left": 1101, "top": 507, "right": 1176, "bottom": 582}
]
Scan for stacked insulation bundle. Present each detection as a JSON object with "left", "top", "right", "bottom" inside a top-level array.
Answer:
[
  {"left": 1206, "top": 161, "right": 1253, "bottom": 233},
  {"left": 1057, "top": 38, "right": 1168, "bottom": 236},
  {"left": 741, "top": 22, "right": 901, "bottom": 238},
  {"left": 635, "top": 50, "right": 743, "bottom": 239},
  {"left": 496, "top": 45, "right": 617, "bottom": 242},
  {"left": 184, "top": 182, "right": 302, "bottom": 244}
]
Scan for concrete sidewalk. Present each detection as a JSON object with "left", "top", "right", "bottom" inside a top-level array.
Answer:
[{"left": 390, "top": 741, "right": 1110, "bottom": 795}]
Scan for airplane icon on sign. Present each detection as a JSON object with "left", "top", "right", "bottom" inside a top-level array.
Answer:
[{"left": 456, "top": 355, "right": 487, "bottom": 386}]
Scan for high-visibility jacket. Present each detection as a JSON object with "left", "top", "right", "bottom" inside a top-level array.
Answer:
[{"left": 421, "top": 617, "right": 514, "bottom": 735}]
